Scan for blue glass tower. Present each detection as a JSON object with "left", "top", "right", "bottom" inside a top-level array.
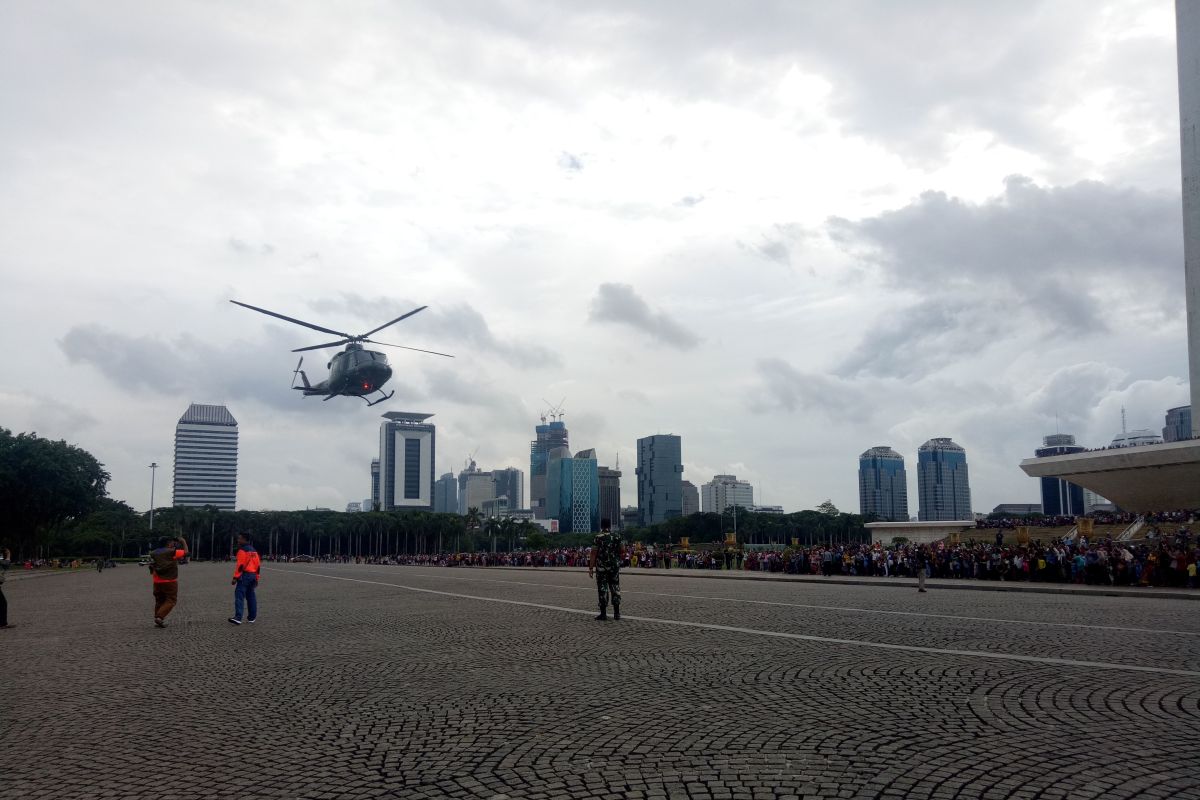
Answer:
[
  {"left": 546, "top": 450, "right": 599, "bottom": 533},
  {"left": 858, "top": 446, "right": 908, "bottom": 521},
  {"left": 917, "top": 438, "right": 972, "bottom": 521},
  {"left": 1035, "top": 434, "right": 1085, "bottom": 516},
  {"left": 636, "top": 434, "right": 683, "bottom": 526}
]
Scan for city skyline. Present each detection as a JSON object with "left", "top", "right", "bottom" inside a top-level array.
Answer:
[{"left": 2, "top": 2, "right": 1190, "bottom": 515}]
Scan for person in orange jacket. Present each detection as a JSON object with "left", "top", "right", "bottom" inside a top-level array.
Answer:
[{"left": 228, "top": 533, "right": 261, "bottom": 625}]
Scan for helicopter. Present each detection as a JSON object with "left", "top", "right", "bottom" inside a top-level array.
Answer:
[{"left": 231, "top": 300, "right": 453, "bottom": 406}]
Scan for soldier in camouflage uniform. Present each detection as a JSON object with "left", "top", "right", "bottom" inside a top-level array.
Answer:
[{"left": 588, "top": 518, "right": 625, "bottom": 620}]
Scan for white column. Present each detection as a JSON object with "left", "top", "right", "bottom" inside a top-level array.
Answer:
[{"left": 1179, "top": 1, "right": 1200, "bottom": 436}]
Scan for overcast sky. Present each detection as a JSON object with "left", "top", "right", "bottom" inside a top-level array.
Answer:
[{"left": 0, "top": 1, "right": 1189, "bottom": 515}]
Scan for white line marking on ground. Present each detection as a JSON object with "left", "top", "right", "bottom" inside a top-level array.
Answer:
[
  {"left": 283, "top": 568, "right": 1200, "bottom": 679},
  {"left": 305, "top": 564, "right": 1200, "bottom": 638}
]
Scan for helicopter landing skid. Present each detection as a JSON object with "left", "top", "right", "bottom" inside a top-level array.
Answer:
[{"left": 362, "top": 390, "right": 395, "bottom": 407}]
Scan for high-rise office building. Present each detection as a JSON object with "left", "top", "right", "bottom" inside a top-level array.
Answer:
[
  {"left": 492, "top": 467, "right": 525, "bottom": 512},
  {"left": 370, "top": 458, "right": 380, "bottom": 512},
  {"left": 172, "top": 403, "right": 238, "bottom": 510},
  {"left": 378, "top": 412, "right": 435, "bottom": 511},
  {"left": 434, "top": 472, "right": 458, "bottom": 514},
  {"left": 1164, "top": 406, "right": 1193, "bottom": 442},
  {"left": 858, "top": 446, "right": 908, "bottom": 522},
  {"left": 346, "top": 501, "right": 362, "bottom": 513},
  {"left": 681, "top": 480, "right": 700, "bottom": 516},
  {"left": 620, "top": 506, "right": 640, "bottom": 530},
  {"left": 547, "top": 449, "right": 600, "bottom": 533},
  {"left": 636, "top": 434, "right": 683, "bottom": 526},
  {"left": 530, "top": 418, "right": 569, "bottom": 518},
  {"left": 1034, "top": 434, "right": 1085, "bottom": 516},
  {"left": 701, "top": 474, "right": 754, "bottom": 514},
  {"left": 917, "top": 438, "right": 973, "bottom": 521},
  {"left": 460, "top": 462, "right": 495, "bottom": 515},
  {"left": 597, "top": 462, "right": 622, "bottom": 529}
]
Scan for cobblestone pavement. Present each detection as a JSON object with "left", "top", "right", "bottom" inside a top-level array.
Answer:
[{"left": 2, "top": 563, "right": 1198, "bottom": 800}]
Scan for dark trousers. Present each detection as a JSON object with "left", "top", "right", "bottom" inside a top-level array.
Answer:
[
  {"left": 234, "top": 574, "right": 258, "bottom": 621},
  {"left": 153, "top": 581, "right": 178, "bottom": 619},
  {"left": 0, "top": 585, "right": 7, "bottom": 627},
  {"left": 596, "top": 570, "right": 620, "bottom": 612}
]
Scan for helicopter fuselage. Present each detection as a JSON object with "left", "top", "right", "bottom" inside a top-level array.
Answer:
[{"left": 302, "top": 343, "right": 393, "bottom": 397}]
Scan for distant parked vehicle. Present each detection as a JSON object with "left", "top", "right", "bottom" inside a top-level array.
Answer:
[{"left": 290, "top": 555, "right": 315, "bottom": 563}]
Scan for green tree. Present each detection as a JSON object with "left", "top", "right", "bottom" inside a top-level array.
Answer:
[
  {"left": 0, "top": 428, "right": 111, "bottom": 554},
  {"left": 816, "top": 499, "right": 840, "bottom": 516}
]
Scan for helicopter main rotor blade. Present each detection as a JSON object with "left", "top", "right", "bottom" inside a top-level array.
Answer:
[
  {"left": 231, "top": 300, "right": 354, "bottom": 339},
  {"left": 362, "top": 305, "right": 428, "bottom": 338},
  {"left": 291, "top": 339, "right": 352, "bottom": 353},
  {"left": 366, "top": 339, "right": 455, "bottom": 358}
]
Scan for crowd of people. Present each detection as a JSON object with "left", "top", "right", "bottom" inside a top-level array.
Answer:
[{"left": 329, "top": 515, "right": 1199, "bottom": 589}]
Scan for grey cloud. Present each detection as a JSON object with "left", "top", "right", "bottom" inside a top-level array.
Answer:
[
  {"left": 738, "top": 223, "right": 811, "bottom": 268},
  {"left": 838, "top": 297, "right": 1008, "bottom": 380},
  {"left": 228, "top": 237, "right": 274, "bottom": 256},
  {"left": 59, "top": 323, "right": 424, "bottom": 410},
  {"left": 558, "top": 152, "right": 583, "bottom": 171},
  {"left": 1026, "top": 362, "right": 1126, "bottom": 425},
  {"left": 675, "top": 195, "right": 705, "bottom": 207},
  {"left": 588, "top": 283, "right": 700, "bottom": 350},
  {"left": 308, "top": 294, "right": 563, "bottom": 370},
  {"left": 2, "top": 2, "right": 1170, "bottom": 173},
  {"left": 751, "top": 358, "right": 872, "bottom": 421},
  {"left": 828, "top": 176, "right": 1181, "bottom": 288},
  {"left": 829, "top": 176, "right": 1180, "bottom": 377}
]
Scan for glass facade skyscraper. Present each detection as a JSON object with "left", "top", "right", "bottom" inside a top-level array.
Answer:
[
  {"left": 917, "top": 438, "right": 972, "bottom": 521},
  {"left": 1163, "top": 406, "right": 1193, "bottom": 442},
  {"left": 492, "top": 467, "right": 525, "bottom": 511},
  {"left": 636, "top": 434, "right": 683, "bottom": 526},
  {"left": 1034, "top": 434, "right": 1085, "bottom": 516},
  {"left": 433, "top": 472, "right": 458, "bottom": 514},
  {"left": 546, "top": 450, "right": 599, "bottom": 533},
  {"left": 858, "top": 446, "right": 908, "bottom": 521},
  {"left": 530, "top": 419, "right": 568, "bottom": 519}
]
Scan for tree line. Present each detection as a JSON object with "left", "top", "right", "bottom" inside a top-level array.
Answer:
[{"left": 1, "top": 427, "right": 872, "bottom": 559}]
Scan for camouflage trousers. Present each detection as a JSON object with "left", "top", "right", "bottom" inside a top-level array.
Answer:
[{"left": 595, "top": 569, "right": 621, "bottom": 611}]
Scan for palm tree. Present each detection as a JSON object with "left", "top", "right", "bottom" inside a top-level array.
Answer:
[{"left": 483, "top": 517, "right": 501, "bottom": 553}]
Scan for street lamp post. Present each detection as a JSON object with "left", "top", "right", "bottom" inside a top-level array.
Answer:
[{"left": 148, "top": 462, "right": 158, "bottom": 535}]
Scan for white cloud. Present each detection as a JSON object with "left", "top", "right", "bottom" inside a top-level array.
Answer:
[{"left": 0, "top": 1, "right": 1187, "bottom": 516}]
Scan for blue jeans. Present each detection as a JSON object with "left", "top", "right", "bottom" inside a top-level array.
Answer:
[{"left": 234, "top": 574, "right": 258, "bottom": 621}]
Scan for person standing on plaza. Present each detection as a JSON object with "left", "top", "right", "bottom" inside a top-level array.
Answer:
[
  {"left": 588, "top": 518, "right": 624, "bottom": 621},
  {"left": 915, "top": 545, "right": 929, "bottom": 593},
  {"left": 0, "top": 546, "right": 13, "bottom": 629},
  {"left": 149, "top": 535, "right": 188, "bottom": 627},
  {"left": 228, "top": 533, "right": 260, "bottom": 625}
]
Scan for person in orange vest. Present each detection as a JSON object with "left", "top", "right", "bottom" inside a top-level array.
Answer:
[
  {"left": 149, "top": 535, "right": 188, "bottom": 628},
  {"left": 228, "top": 533, "right": 261, "bottom": 625}
]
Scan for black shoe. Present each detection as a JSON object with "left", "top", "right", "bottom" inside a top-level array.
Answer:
[
  {"left": 918, "top": 588, "right": 927, "bottom": 593},
  {"left": 613, "top": 608, "right": 621, "bottom": 620},
  {"left": 228, "top": 617, "right": 242, "bottom": 625},
  {"left": 595, "top": 613, "right": 607, "bottom": 621}
]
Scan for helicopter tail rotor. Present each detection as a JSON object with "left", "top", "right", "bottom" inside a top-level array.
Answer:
[{"left": 291, "top": 357, "right": 311, "bottom": 389}]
